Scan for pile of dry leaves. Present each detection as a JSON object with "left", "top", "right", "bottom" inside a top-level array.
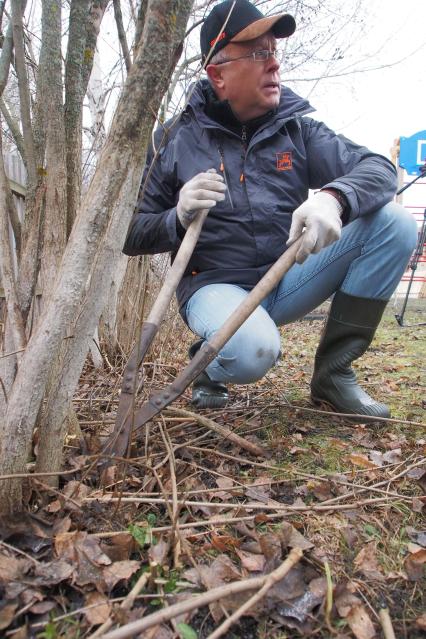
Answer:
[{"left": 0, "top": 312, "right": 425, "bottom": 638}]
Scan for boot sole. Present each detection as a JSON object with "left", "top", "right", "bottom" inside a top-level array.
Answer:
[
  {"left": 310, "top": 395, "right": 388, "bottom": 423},
  {"left": 192, "top": 395, "right": 229, "bottom": 409}
]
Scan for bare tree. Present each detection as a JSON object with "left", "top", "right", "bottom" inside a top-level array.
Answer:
[{"left": 0, "top": 0, "right": 193, "bottom": 516}]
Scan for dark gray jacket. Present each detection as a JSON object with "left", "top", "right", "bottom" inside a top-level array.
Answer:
[{"left": 123, "top": 81, "right": 397, "bottom": 313}]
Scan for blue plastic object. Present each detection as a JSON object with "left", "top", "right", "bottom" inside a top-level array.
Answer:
[{"left": 399, "top": 130, "right": 426, "bottom": 176}]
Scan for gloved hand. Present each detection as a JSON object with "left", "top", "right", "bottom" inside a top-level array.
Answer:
[
  {"left": 287, "top": 191, "right": 344, "bottom": 264},
  {"left": 176, "top": 169, "right": 226, "bottom": 229}
]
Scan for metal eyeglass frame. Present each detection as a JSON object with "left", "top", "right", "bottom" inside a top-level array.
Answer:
[{"left": 211, "top": 49, "right": 279, "bottom": 65}]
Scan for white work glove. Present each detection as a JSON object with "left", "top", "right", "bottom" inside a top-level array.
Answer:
[
  {"left": 287, "top": 191, "right": 344, "bottom": 264},
  {"left": 176, "top": 169, "right": 226, "bottom": 229}
]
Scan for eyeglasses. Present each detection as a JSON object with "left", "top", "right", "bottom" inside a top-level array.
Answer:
[{"left": 212, "top": 49, "right": 280, "bottom": 65}]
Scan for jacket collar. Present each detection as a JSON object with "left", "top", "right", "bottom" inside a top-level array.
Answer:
[{"left": 187, "top": 79, "right": 314, "bottom": 131}]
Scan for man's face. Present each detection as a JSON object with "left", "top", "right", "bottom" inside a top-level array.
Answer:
[{"left": 207, "top": 33, "right": 281, "bottom": 121}]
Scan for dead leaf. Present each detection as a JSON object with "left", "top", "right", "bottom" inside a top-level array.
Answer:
[
  {"left": 404, "top": 547, "right": 426, "bottom": 581},
  {"left": 412, "top": 497, "right": 425, "bottom": 513},
  {"left": 45, "top": 499, "right": 62, "bottom": 513},
  {"left": 32, "top": 560, "right": 74, "bottom": 587},
  {"left": 62, "top": 480, "right": 91, "bottom": 510},
  {"left": 308, "top": 480, "right": 334, "bottom": 501},
  {"left": 55, "top": 531, "right": 111, "bottom": 566},
  {"left": 406, "top": 527, "right": 426, "bottom": 547},
  {"left": 416, "top": 613, "right": 426, "bottom": 631},
  {"left": 0, "top": 602, "right": 18, "bottom": 630},
  {"left": 52, "top": 516, "right": 72, "bottom": 536},
  {"left": 144, "top": 624, "right": 174, "bottom": 639},
  {"left": 210, "top": 534, "right": 241, "bottom": 553},
  {"left": 336, "top": 589, "right": 376, "bottom": 639},
  {"left": 103, "top": 560, "right": 140, "bottom": 591},
  {"left": 346, "top": 454, "right": 379, "bottom": 470},
  {"left": 84, "top": 591, "right": 111, "bottom": 626},
  {"left": 382, "top": 449, "right": 402, "bottom": 464},
  {"left": 186, "top": 555, "right": 240, "bottom": 622},
  {"left": 55, "top": 531, "right": 111, "bottom": 590},
  {"left": 274, "top": 576, "right": 326, "bottom": 624},
  {"left": 100, "top": 533, "right": 134, "bottom": 562},
  {"left": 277, "top": 522, "right": 314, "bottom": 551},
  {"left": 29, "top": 600, "right": 56, "bottom": 615},
  {"left": 148, "top": 538, "right": 170, "bottom": 565},
  {"left": 354, "top": 542, "right": 384, "bottom": 581},
  {"left": 236, "top": 549, "right": 265, "bottom": 572},
  {"left": 346, "top": 603, "right": 376, "bottom": 639},
  {"left": 0, "top": 554, "right": 30, "bottom": 583},
  {"left": 259, "top": 532, "right": 282, "bottom": 570}
]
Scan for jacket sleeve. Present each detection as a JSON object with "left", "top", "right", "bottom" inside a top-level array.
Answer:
[
  {"left": 123, "top": 137, "right": 181, "bottom": 256},
  {"left": 302, "top": 118, "right": 397, "bottom": 222}
]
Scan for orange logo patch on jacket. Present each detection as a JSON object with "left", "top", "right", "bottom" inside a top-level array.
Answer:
[{"left": 276, "top": 151, "right": 292, "bottom": 171}]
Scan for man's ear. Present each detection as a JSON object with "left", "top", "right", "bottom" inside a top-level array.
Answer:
[{"left": 206, "top": 64, "right": 225, "bottom": 92}]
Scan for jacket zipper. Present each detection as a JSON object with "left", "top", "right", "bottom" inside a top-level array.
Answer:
[
  {"left": 240, "top": 125, "right": 247, "bottom": 183},
  {"left": 217, "top": 143, "right": 235, "bottom": 209}
]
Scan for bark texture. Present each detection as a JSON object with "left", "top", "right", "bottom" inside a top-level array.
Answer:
[{"left": 0, "top": 0, "right": 194, "bottom": 514}]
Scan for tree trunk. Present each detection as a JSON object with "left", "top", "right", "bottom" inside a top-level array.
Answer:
[
  {"left": 0, "top": 0, "right": 193, "bottom": 515},
  {"left": 64, "top": 0, "right": 91, "bottom": 237},
  {"left": 38, "top": 0, "right": 67, "bottom": 301}
]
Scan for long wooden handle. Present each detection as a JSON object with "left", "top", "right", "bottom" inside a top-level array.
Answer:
[
  {"left": 108, "top": 237, "right": 302, "bottom": 459},
  {"left": 105, "top": 210, "right": 209, "bottom": 461}
]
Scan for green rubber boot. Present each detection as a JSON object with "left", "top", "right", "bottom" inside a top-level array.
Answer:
[
  {"left": 310, "top": 291, "right": 390, "bottom": 418},
  {"left": 189, "top": 340, "right": 229, "bottom": 409}
]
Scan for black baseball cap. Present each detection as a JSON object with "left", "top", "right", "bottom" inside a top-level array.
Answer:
[{"left": 200, "top": 0, "right": 296, "bottom": 62}]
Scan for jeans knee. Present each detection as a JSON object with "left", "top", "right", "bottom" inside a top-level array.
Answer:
[
  {"left": 208, "top": 330, "right": 281, "bottom": 384},
  {"left": 379, "top": 203, "right": 418, "bottom": 257}
]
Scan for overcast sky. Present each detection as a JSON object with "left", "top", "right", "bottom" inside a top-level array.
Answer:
[{"left": 303, "top": 0, "right": 426, "bottom": 159}]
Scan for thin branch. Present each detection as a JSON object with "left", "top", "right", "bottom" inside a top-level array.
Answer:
[
  {"left": 10, "top": 0, "right": 37, "bottom": 184},
  {"left": 93, "top": 513, "right": 286, "bottom": 539},
  {"left": 0, "top": 96, "right": 26, "bottom": 164},
  {"left": 85, "top": 494, "right": 412, "bottom": 512},
  {"left": 87, "top": 572, "right": 150, "bottom": 639},
  {"left": 0, "top": 135, "right": 26, "bottom": 352},
  {"left": 0, "top": 20, "right": 14, "bottom": 97},
  {"left": 113, "top": 0, "right": 131, "bottom": 72},
  {"left": 207, "top": 548, "right": 303, "bottom": 639},
  {"left": 165, "top": 407, "right": 267, "bottom": 457},
  {"left": 100, "top": 549, "right": 303, "bottom": 639}
]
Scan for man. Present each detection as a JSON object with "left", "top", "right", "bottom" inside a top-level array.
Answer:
[{"left": 124, "top": 0, "right": 417, "bottom": 417}]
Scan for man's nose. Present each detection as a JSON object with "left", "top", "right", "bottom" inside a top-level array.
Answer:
[{"left": 266, "top": 52, "right": 280, "bottom": 72}]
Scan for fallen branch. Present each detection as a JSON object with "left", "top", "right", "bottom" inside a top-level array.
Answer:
[
  {"left": 206, "top": 547, "right": 303, "bottom": 639},
  {"left": 271, "top": 402, "right": 426, "bottom": 428},
  {"left": 100, "top": 548, "right": 303, "bottom": 639},
  {"left": 379, "top": 607, "right": 397, "bottom": 639},
  {"left": 88, "top": 572, "right": 150, "bottom": 639},
  {"left": 92, "top": 512, "right": 286, "bottom": 539},
  {"left": 85, "top": 494, "right": 411, "bottom": 512},
  {"left": 165, "top": 407, "right": 267, "bottom": 457}
]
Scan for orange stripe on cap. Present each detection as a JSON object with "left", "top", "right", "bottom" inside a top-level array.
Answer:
[{"left": 210, "top": 32, "right": 226, "bottom": 48}]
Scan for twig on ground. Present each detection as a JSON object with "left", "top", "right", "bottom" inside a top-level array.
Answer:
[
  {"left": 271, "top": 402, "right": 426, "bottom": 428},
  {"left": 87, "top": 572, "right": 150, "bottom": 639},
  {"left": 0, "top": 465, "right": 89, "bottom": 481},
  {"left": 159, "top": 417, "right": 183, "bottom": 568},
  {"left": 165, "top": 407, "right": 267, "bottom": 457},
  {"left": 206, "top": 548, "right": 303, "bottom": 639},
  {"left": 379, "top": 606, "right": 397, "bottom": 639},
  {"left": 33, "top": 478, "right": 83, "bottom": 510},
  {"left": 0, "top": 540, "right": 42, "bottom": 565},
  {"left": 99, "top": 548, "right": 303, "bottom": 639},
  {"left": 323, "top": 560, "right": 335, "bottom": 635},
  {"left": 85, "top": 494, "right": 411, "bottom": 512},
  {"left": 92, "top": 512, "right": 286, "bottom": 539}
]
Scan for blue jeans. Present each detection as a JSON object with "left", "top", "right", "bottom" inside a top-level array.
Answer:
[{"left": 185, "top": 203, "right": 418, "bottom": 384}]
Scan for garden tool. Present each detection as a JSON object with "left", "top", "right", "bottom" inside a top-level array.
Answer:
[{"left": 105, "top": 236, "right": 303, "bottom": 462}]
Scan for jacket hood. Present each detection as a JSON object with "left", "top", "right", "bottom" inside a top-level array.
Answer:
[{"left": 187, "top": 78, "right": 314, "bottom": 124}]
